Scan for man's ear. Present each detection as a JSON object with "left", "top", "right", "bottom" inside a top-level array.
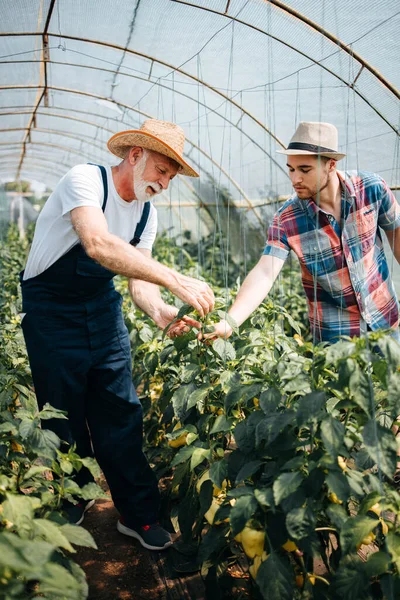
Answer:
[
  {"left": 327, "top": 158, "right": 337, "bottom": 173},
  {"left": 128, "top": 146, "right": 143, "bottom": 165}
]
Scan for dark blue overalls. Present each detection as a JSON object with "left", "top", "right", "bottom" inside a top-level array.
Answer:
[{"left": 20, "top": 165, "right": 160, "bottom": 527}]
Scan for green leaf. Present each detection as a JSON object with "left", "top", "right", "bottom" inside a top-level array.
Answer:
[
  {"left": 187, "top": 385, "right": 209, "bottom": 410},
  {"left": 333, "top": 555, "right": 369, "bottom": 600},
  {"left": 180, "top": 363, "right": 201, "bottom": 384},
  {"left": 33, "top": 519, "right": 75, "bottom": 553},
  {"left": 364, "top": 551, "right": 390, "bottom": 577},
  {"left": 273, "top": 472, "right": 302, "bottom": 506},
  {"left": 23, "top": 465, "right": 51, "bottom": 481},
  {"left": 29, "top": 427, "right": 61, "bottom": 459},
  {"left": 320, "top": 416, "right": 345, "bottom": 456},
  {"left": 225, "top": 383, "right": 262, "bottom": 411},
  {"left": 171, "top": 445, "right": 195, "bottom": 467},
  {"left": 38, "top": 403, "right": 68, "bottom": 420},
  {"left": 210, "top": 414, "right": 234, "bottom": 434},
  {"left": 60, "top": 458, "right": 74, "bottom": 474},
  {"left": 235, "top": 460, "right": 264, "bottom": 484},
  {"left": 3, "top": 494, "right": 35, "bottom": 533},
  {"left": 60, "top": 523, "right": 98, "bottom": 548},
  {"left": 210, "top": 460, "right": 228, "bottom": 490},
  {"left": 256, "top": 553, "right": 294, "bottom": 600},
  {"left": 229, "top": 494, "right": 258, "bottom": 536},
  {"left": 362, "top": 420, "right": 397, "bottom": 479},
  {"left": 340, "top": 515, "right": 379, "bottom": 554},
  {"left": 163, "top": 303, "right": 192, "bottom": 337},
  {"left": 35, "top": 562, "right": 84, "bottom": 598},
  {"left": 212, "top": 338, "right": 236, "bottom": 361},
  {"left": 0, "top": 532, "right": 54, "bottom": 571},
  {"left": 79, "top": 482, "right": 108, "bottom": 500},
  {"left": 286, "top": 507, "right": 315, "bottom": 540},
  {"left": 259, "top": 388, "right": 281, "bottom": 415},
  {"left": 348, "top": 360, "right": 373, "bottom": 415},
  {"left": 190, "top": 447, "right": 210, "bottom": 470},
  {"left": 199, "top": 479, "right": 213, "bottom": 515},
  {"left": 254, "top": 488, "right": 274, "bottom": 508},
  {"left": 19, "top": 417, "right": 36, "bottom": 439},
  {"left": 386, "top": 531, "right": 400, "bottom": 571},
  {"left": 256, "top": 412, "right": 295, "bottom": 448},
  {"left": 326, "top": 472, "right": 350, "bottom": 503},
  {"left": 80, "top": 457, "right": 101, "bottom": 479},
  {"left": 171, "top": 384, "right": 191, "bottom": 420},
  {"left": 296, "top": 391, "right": 326, "bottom": 426}
]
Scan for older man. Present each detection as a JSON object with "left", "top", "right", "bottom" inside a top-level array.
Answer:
[
  {"left": 207, "top": 121, "right": 400, "bottom": 343},
  {"left": 20, "top": 119, "right": 214, "bottom": 550}
]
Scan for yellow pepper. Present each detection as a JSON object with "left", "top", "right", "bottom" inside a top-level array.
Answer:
[
  {"left": 240, "top": 526, "right": 265, "bottom": 558},
  {"left": 249, "top": 552, "right": 268, "bottom": 579},
  {"left": 295, "top": 575, "right": 304, "bottom": 588},
  {"left": 168, "top": 433, "right": 188, "bottom": 448},
  {"left": 358, "top": 532, "right": 376, "bottom": 548},
  {"left": 328, "top": 492, "right": 342, "bottom": 504},
  {"left": 380, "top": 518, "right": 389, "bottom": 536},
  {"left": 282, "top": 539, "right": 298, "bottom": 552},
  {"left": 204, "top": 497, "right": 228, "bottom": 525},
  {"left": 196, "top": 469, "right": 226, "bottom": 497},
  {"left": 337, "top": 456, "right": 347, "bottom": 472}
]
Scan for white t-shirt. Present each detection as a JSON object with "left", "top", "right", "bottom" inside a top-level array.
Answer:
[{"left": 24, "top": 164, "right": 157, "bottom": 280}]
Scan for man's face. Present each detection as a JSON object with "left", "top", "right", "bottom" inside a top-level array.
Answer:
[
  {"left": 133, "top": 149, "right": 180, "bottom": 202},
  {"left": 287, "top": 155, "right": 332, "bottom": 200}
]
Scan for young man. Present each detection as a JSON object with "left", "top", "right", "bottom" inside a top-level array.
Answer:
[
  {"left": 20, "top": 119, "right": 214, "bottom": 550},
  {"left": 206, "top": 121, "right": 400, "bottom": 343}
]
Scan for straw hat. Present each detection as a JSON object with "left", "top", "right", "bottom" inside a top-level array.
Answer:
[
  {"left": 107, "top": 119, "right": 199, "bottom": 177},
  {"left": 277, "top": 122, "right": 345, "bottom": 160}
]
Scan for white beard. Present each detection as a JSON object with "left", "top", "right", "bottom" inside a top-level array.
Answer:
[{"left": 133, "top": 152, "right": 162, "bottom": 202}]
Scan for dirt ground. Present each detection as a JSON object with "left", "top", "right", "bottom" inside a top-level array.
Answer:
[{"left": 74, "top": 493, "right": 170, "bottom": 600}]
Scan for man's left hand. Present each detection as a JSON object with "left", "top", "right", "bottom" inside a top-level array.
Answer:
[{"left": 154, "top": 305, "right": 201, "bottom": 338}]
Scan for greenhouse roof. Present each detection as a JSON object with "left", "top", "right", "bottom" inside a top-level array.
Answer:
[{"left": 1, "top": 0, "right": 399, "bottom": 226}]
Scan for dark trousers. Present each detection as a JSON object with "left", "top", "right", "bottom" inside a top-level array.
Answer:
[{"left": 21, "top": 293, "right": 160, "bottom": 526}]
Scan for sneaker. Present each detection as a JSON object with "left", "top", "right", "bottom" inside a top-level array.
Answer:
[
  {"left": 117, "top": 519, "right": 172, "bottom": 551},
  {"left": 63, "top": 499, "right": 95, "bottom": 525}
]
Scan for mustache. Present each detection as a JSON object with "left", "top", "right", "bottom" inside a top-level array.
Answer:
[{"left": 147, "top": 182, "right": 162, "bottom": 195}]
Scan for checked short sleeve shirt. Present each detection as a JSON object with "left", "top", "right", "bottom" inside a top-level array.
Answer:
[{"left": 264, "top": 171, "right": 400, "bottom": 342}]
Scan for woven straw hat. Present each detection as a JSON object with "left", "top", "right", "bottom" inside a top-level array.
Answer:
[
  {"left": 277, "top": 121, "right": 345, "bottom": 160},
  {"left": 107, "top": 119, "right": 199, "bottom": 177}
]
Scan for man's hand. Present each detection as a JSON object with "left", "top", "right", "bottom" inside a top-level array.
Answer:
[
  {"left": 198, "top": 319, "right": 233, "bottom": 341},
  {"left": 169, "top": 273, "right": 215, "bottom": 318},
  {"left": 154, "top": 304, "right": 201, "bottom": 338}
]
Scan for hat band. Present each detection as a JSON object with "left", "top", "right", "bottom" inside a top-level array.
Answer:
[{"left": 287, "top": 142, "right": 337, "bottom": 153}]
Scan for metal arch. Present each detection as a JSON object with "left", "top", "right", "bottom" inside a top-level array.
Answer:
[
  {"left": 170, "top": 1, "right": 400, "bottom": 134},
  {"left": 0, "top": 60, "right": 289, "bottom": 178},
  {"left": 0, "top": 154, "right": 76, "bottom": 173},
  {"left": 15, "top": 0, "right": 57, "bottom": 180},
  {"left": 1, "top": 127, "right": 111, "bottom": 154},
  {"left": 0, "top": 140, "right": 98, "bottom": 160},
  {"left": 0, "top": 85, "right": 264, "bottom": 225},
  {"left": 266, "top": 0, "right": 399, "bottom": 100},
  {"left": 0, "top": 31, "right": 286, "bottom": 149}
]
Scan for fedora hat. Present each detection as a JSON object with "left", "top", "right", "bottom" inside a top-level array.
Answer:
[
  {"left": 277, "top": 121, "right": 345, "bottom": 160},
  {"left": 107, "top": 119, "right": 199, "bottom": 177}
]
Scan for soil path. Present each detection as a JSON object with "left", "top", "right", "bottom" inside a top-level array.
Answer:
[{"left": 73, "top": 488, "right": 206, "bottom": 600}]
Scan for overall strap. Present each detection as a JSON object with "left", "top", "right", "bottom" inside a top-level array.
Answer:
[
  {"left": 130, "top": 202, "right": 151, "bottom": 247},
  {"left": 87, "top": 163, "right": 108, "bottom": 211}
]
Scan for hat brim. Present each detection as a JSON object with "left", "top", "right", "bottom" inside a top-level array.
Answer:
[
  {"left": 277, "top": 149, "right": 345, "bottom": 160},
  {"left": 107, "top": 130, "right": 199, "bottom": 177}
]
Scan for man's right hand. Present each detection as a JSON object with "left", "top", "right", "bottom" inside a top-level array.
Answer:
[
  {"left": 169, "top": 273, "right": 215, "bottom": 317},
  {"left": 199, "top": 319, "right": 233, "bottom": 340}
]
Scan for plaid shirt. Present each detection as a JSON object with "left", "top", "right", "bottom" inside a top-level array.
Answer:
[{"left": 264, "top": 171, "right": 400, "bottom": 342}]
